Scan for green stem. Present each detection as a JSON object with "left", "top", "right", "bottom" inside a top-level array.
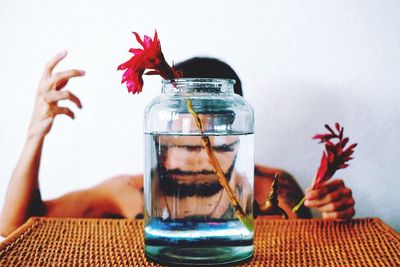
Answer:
[
  {"left": 292, "top": 197, "right": 305, "bottom": 213},
  {"left": 293, "top": 176, "right": 317, "bottom": 214}
]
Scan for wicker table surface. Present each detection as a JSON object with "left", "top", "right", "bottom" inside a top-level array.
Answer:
[{"left": 0, "top": 217, "right": 399, "bottom": 266}]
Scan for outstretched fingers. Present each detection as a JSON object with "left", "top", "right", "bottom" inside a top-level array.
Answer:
[
  {"left": 44, "top": 90, "right": 82, "bottom": 109},
  {"left": 51, "top": 69, "right": 85, "bottom": 90},
  {"left": 42, "top": 50, "right": 68, "bottom": 77},
  {"left": 52, "top": 106, "right": 75, "bottom": 120},
  {"left": 30, "top": 52, "right": 85, "bottom": 138},
  {"left": 40, "top": 51, "right": 85, "bottom": 92}
]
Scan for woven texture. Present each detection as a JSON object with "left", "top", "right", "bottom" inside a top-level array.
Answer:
[{"left": 0, "top": 218, "right": 399, "bottom": 266}]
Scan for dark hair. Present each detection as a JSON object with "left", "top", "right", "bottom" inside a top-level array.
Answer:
[{"left": 175, "top": 57, "right": 243, "bottom": 96}]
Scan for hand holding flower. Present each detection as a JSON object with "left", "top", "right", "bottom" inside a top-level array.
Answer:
[
  {"left": 292, "top": 123, "right": 357, "bottom": 219},
  {"left": 304, "top": 179, "right": 355, "bottom": 220}
]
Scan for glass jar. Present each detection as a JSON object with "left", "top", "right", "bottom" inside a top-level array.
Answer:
[{"left": 144, "top": 78, "right": 254, "bottom": 265}]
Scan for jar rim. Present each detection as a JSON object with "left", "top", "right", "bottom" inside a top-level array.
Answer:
[
  {"left": 161, "top": 78, "right": 236, "bottom": 94},
  {"left": 162, "top": 78, "right": 236, "bottom": 85}
]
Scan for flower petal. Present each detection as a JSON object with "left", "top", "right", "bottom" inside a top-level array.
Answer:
[
  {"left": 335, "top": 122, "right": 341, "bottom": 131},
  {"left": 118, "top": 30, "right": 182, "bottom": 94},
  {"left": 129, "top": 48, "right": 143, "bottom": 55},
  {"left": 133, "top": 32, "right": 145, "bottom": 48},
  {"left": 121, "top": 69, "right": 132, "bottom": 83},
  {"left": 143, "top": 35, "right": 152, "bottom": 49},
  {"left": 312, "top": 123, "right": 356, "bottom": 189}
]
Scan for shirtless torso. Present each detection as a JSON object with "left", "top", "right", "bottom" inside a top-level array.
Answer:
[{"left": 42, "top": 165, "right": 311, "bottom": 220}]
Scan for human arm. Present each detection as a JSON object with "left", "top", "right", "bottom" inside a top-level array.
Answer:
[
  {"left": 0, "top": 51, "right": 84, "bottom": 236},
  {"left": 304, "top": 179, "right": 355, "bottom": 220}
]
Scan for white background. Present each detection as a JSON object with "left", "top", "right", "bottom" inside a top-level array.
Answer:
[{"left": 0, "top": 1, "right": 399, "bottom": 231}]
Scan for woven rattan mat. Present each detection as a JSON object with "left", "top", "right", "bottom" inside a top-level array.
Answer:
[{"left": 0, "top": 218, "right": 399, "bottom": 266}]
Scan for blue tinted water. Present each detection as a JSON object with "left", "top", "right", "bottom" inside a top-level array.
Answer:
[
  {"left": 144, "top": 133, "right": 254, "bottom": 265},
  {"left": 144, "top": 218, "right": 253, "bottom": 265}
]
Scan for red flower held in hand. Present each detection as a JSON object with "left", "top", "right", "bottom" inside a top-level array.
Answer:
[
  {"left": 312, "top": 123, "right": 357, "bottom": 189},
  {"left": 117, "top": 31, "right": 181, "bottom": 94},
  {"left": 292, "top": 122, "right": 357, "bottom": 213}
]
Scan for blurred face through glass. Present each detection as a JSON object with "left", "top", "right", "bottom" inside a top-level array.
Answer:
[
  {"left": 156, "top": 134, "right": 239, "bottom": 197},
  {"left": 153, "top": 113, "right": 240, "bottom": 219}
]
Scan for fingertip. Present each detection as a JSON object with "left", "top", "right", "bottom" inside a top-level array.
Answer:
[
  {"left": 305, "top": 191, "right": 315, "bottom": 200},
  {"left": 59, "top": 50, "right": 68, "bottom": 58},
  {"left": 75, "top": 100, "right": 83, "bottom": 109},
  {"left": 305, "top": 188, "right": 312, "bottom": 196},
  {"left": 322, "top": 212, "right": 337, "bottom": 220}
]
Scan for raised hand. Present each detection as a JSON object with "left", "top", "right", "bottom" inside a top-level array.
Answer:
[
  {"left": 0, "top": 51, "right": 86, "bottom": 236},
  {"left": 304, "top": 179, "right": 355, "bottom": 221},
  {"left": 28, "top": 50, "right": 85, "bottom": 139}
]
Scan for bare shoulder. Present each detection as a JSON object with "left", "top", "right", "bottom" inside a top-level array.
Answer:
[
  {"left": 92, "top": 174, "right": 144, "bottom": 218},
  {"left": 96, "top": 174, "right": 143, "bottom": 191},
  {"left": 44, "top": 175, "right": 144, "bottom": 219}
]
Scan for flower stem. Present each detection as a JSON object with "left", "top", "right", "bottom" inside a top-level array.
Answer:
[
  {"left": 186, "top": 100, "right": 253, "bottom": 232},
  {"left": 292, "top": 176, "right": 316, "bottom": 214},
  {"left": 292, "top": 197, "right": 305, "bottom": 213}
]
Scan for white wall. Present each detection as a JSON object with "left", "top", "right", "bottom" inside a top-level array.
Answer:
[{"left": 0, "top": 1, "right": 399, "bottom": 231}]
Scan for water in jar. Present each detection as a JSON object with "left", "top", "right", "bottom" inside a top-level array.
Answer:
[{"left": 144, "top": 132, "right": 254, "bottom": 265}]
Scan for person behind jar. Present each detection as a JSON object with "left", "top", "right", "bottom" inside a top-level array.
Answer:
[
  {"left": 150, "top": 121, "right": 252, "bottom": 221},
  {"left": 0, "top": 52, "right": 355, "bottom": 237}
]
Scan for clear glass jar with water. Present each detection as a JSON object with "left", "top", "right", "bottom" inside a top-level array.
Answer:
[{"left": 144, "top": 78, "right": 254, "bottom": 265}]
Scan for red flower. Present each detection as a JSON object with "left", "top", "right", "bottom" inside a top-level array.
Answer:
[
  {"left": 117, "top": 31, "right": 182, "bottom": 94},
  {"left": 312, "top": 123, "right": 357, "bottom": 188}
]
